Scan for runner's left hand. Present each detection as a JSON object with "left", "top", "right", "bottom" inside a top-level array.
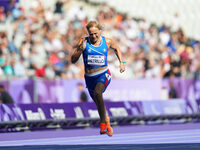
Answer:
[{"left": 120, "top": 63, "right": 125, "bottom": 73}]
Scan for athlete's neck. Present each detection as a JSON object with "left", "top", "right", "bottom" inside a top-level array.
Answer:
[{"left": 89, "top": 37, "right": 102, "bottom": 46}]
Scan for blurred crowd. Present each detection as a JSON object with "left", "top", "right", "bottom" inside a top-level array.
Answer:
[{"left": 0, "top": 0, "right": 200, "bottom": 80}]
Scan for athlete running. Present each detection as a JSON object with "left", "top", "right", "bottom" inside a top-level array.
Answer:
[{"left": 71, "top": 21, "right": 125, "bottom": 136}]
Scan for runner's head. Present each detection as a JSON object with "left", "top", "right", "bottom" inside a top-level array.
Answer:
[{"left": 86, "top": 21, "right": 103, "bottom": 44}]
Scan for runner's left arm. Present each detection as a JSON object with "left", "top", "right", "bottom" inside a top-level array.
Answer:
[{"left": 109, "top": 38, "right": 125, "bottom": 73}]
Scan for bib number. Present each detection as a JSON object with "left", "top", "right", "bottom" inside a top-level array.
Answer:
[{"left": 87, "top": 55, "right": 105, "bottom": 66}]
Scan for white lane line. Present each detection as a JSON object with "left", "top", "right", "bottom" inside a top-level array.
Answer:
[
  {"left": 1, "top": 130, "right": 200, "bottom": 146},
  {"left": 59, "top": 135, "right": 200, "bottom": 145},
  {"left": 1, "top": 128, "right": 200, "bottom": 144}
]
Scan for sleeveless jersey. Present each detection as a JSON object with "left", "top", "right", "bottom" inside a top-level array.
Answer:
[{"left": 82, "top": 36, "right": 109, "bottom": 71}]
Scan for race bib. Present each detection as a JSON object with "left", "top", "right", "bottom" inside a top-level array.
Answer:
[{"left": 87, "top": 55, "right": 105, "bottom": 66}]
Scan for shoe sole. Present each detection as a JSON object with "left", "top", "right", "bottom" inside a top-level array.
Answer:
[
  {"left": 107, "top": 127, "right": 113, "bottom": 137},
  {"left": 100, "top": 130, "right": 107, "bottom": 134}
]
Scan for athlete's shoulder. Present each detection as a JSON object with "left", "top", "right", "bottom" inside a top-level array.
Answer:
[{"left": 104, "top": 36, "right": 112, "bottom": 47}]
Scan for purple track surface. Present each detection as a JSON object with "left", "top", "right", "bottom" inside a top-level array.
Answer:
[{"left": 0, "top": 123, "right": 200, "bottom": 149}]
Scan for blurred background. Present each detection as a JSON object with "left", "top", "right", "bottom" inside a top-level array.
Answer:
[{"left": 0, "top": 0, "right": 200, "bottom": 133}]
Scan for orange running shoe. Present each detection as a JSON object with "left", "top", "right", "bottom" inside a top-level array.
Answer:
[
  {"left": 106, "top": 125, "right": 113, "bottom": 137},
  {"left": 106, "top": 116, "right": 113, "bottom": 137},
  {"left": 100, "top": 123, "right": 107, "bottom": 134}
]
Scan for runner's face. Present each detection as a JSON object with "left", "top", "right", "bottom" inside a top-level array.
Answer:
[{"left": 88, "top": 27, "right": 100, "bottom": 44}]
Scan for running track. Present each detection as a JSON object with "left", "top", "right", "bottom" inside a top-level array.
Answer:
[{"left": 0, "top": 123, "right": 200, "bottom": 149}]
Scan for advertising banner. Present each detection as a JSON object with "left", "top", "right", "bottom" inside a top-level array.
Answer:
[
  {"left": 36, "top": 80, "right": 66, "bottom": 103},
  {"left": 1, "top": 78, "right": 200, "bottom": 104},
  {"left": 1, "top": 100, "right": 198, "bottom": 122},
  {"left": 36, "top": 79, "right": 162, "bottom": 103},
  {"left": 0, "top": 81, "right": 9, "bottom": 91},
  {"left": 9, "top": 79, "right": 34, "bottom": 104},
  {"left": 162, "top": 78, "right": 200, "bottom": 113},
  {"left": 142, "top": 100, "right": 186, "bottom": 116},
  {"left": 104, "top": 79, "right": 161, "bottom": 101}
]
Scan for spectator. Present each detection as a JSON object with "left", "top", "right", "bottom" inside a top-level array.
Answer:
[
  {"left": 13, "top": 58, "right": 26, "bottom": 77},
  {"left": 8, "top": 35, "right": 18, "bottom": 54},
  {"left": 77, "top": 83, "right": 88, "bottom": 102},
  {"left": 0, "top": 85, "right": 14, "bottom": 104},
  {"left": 0, "top": 6, "right": 6, "bottom": 23},
  {"left": 54, "top": 0, "right": 64, "bottom": 14},
  {"left": 169, "top": 81, "right": 178, "bottom": 99}
]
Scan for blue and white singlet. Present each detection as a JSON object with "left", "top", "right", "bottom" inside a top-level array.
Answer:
[{"left": 82, "top": 36, "right": 109, "bottom": 73}]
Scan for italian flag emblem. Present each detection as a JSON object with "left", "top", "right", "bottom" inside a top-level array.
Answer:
[{"left": 103, "top": 48, "right": 106, "bottom": 52}]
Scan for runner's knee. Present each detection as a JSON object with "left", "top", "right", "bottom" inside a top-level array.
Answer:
[
  {"left": 94, "top": 90, "right": 102, "bottom": 98},
  {"left": 94, "top": 83, "right": 105, "bottom": 98}
]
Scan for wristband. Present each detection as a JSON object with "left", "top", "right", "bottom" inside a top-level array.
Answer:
[{"left": 120, "top": 61, "right": 126, "bottom": 64}]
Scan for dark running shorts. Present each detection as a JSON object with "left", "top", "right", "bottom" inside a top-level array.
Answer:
[{"left": 84, "top": 69, "right": 111, "bottom": 98}]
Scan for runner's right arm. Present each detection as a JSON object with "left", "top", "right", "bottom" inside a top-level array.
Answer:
[{"left": 71, "top": 38, "right": 86, "bottom": 64}]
